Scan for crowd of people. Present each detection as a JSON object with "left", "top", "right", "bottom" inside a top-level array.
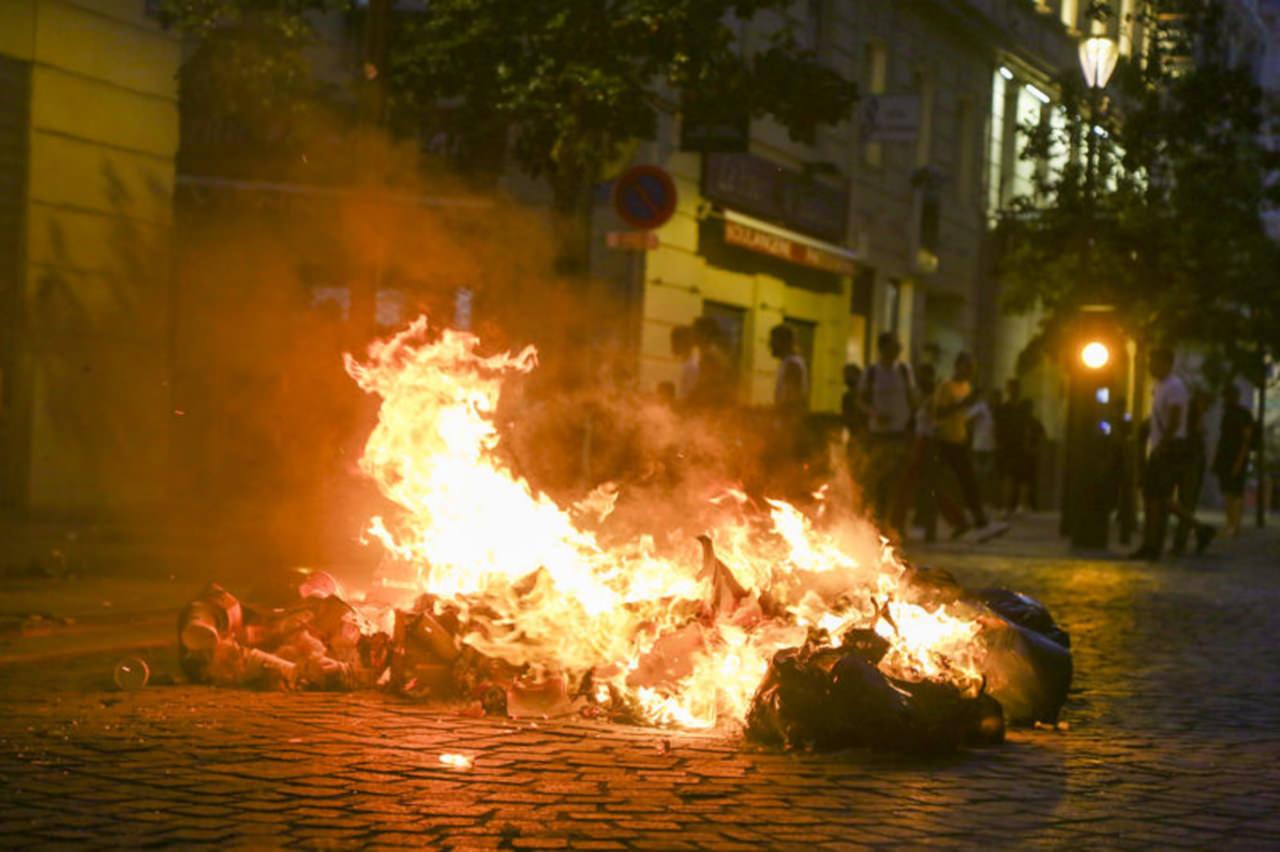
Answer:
[{"left": 654, "top": 321, "right": 1257, "bottom": 558}]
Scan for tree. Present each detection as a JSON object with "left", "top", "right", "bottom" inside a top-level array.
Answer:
[
  {"left": 162, "top": 1, "right": 858, "bottom": 271},
  {"left": 996, "top": 0, "right": 1280, "bottom": 382}
]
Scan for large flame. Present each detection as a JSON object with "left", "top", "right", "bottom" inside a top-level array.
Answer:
[{"left": 344, "top": 317, "right": 985, "bottom": 728}]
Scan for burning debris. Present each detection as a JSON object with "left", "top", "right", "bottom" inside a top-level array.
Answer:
[{"left": 176, "top": 316, "right": 1074, "bottom": 753}]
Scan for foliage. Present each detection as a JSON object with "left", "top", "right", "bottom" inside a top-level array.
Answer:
[
  {"left": 161, "top": 0, "right": 858, "bottom": 266},
  {"left": 995, "top": 0, "right": 1280, "bottom": 382}
]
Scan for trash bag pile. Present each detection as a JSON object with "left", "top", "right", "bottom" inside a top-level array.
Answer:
[
  {"left": 744, "top": 576, "right": 1072, "bottom": 753},
  {"left": 177, "top": 555, "right": 1073, "bottom": 755}
]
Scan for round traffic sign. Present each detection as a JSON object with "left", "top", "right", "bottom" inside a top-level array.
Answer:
[{"left": 612, "top": 165, "right": 677, "bottom": 230}]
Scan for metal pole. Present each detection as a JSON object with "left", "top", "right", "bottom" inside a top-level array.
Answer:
[{"left": 1259, "top": 361, "right": 1268, "bottom": 529}]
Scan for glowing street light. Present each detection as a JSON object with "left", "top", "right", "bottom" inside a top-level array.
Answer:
[
  {"left": 1078, "top": 36, "right": 1120, "bottom": 89},
  {"left": 1081, "top": 340, "right": 1110, "bottom": 370}
]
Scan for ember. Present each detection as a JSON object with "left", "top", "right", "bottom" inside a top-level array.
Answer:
[{"left": 178, "top": 316, "right": 1073, "bottom": 752}]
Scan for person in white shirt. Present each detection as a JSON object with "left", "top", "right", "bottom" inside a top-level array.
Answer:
[
  {"left": 857, "top": 332, "right": 915, "bottom": 537},
  {"left": 1131, "top": 347, "right": 1215, "bottom": 560},
  {"left": 968, "top": 390, "right": 998, "bottom": 507},
  {"left": 669, "top": 325, "right": 699, "bottom": 402}
]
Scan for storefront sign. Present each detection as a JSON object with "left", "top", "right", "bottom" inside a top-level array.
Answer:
[
  {"left": 702, "top": 153, "right": 847, "bottom": 244},
  {"left": 724, "top": 219, "right": 856, "bottom": 277}
]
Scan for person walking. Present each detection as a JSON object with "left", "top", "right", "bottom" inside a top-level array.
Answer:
[
  {"left": 1213, "top": 383, "right": 1255, "bottom": 538},
  {"left": 858, "top": 332, "right": 915, "bottom": 537},
  {"left": 932, "top": 353, "right": 1007, "bottom": 541},
  {"left": 969, "top": 389, "right": 998, "bottom": 507},
  {"left": 1130, "top": 347, "right": 1215, "bottom": 560}
]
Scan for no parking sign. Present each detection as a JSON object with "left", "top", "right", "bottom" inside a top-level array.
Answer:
[{"left": 612, "top": 165, "right": 677, "bottom": 230}]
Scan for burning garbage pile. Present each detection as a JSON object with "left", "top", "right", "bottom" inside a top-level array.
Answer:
[{"left": 178, "top": 317, "right": 1071, "bottom": 752}]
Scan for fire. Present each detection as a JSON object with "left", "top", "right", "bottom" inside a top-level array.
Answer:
[{"left": 344, "top": 317, "right": 986, "bottom": 728}]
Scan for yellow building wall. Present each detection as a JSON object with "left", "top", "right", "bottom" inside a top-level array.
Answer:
[
  {"left": 640, "top": 185, "right": 851, "bottom": 413},
  {"left": 3, "top": 0, "right": 179, "bottom": 513}
]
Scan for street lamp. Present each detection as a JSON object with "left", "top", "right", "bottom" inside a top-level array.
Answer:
[
  {"left": 1078, "top": 36, "right": 1119, "bottom": 90},
  {"left": 1078, "top": 34, "right": 1118, "bottom": 207},
  {"left": 1081, "top": 340, "right": 1110, "bottom": 370}
]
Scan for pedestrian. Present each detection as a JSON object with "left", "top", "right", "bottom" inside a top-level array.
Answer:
[
  {"left": 669, "top": 325, "right": 698, "bottom": 402},
  {"left": 1130, "top": 347, "right": 1215, "bottom": 560},
  {"left": 687, "top": 317, "right": 734, "bottom": 409},
  {"left": 770, "top": 324, "right": 808, "bottom": 416},
  {"left": 858, "top": 332, "right": 916, "bottom": 536},
  {"left": 1171, "top": 388, "right": 1211, "bottom": 555},
  {"left": 841, "top": 364, "right": 867, "bottom": 440},
  {"left": 932, "top": 352, "right": 1007, "bottom": 541},
  {"left": 969, "top": 389, "right": 998, "bottom": 507},
  {"left": 995, "top": 379, "right": 1025, "bottom": 515},
  {"left": 1213, "top": 382, "right": 1255, "bottom": 538}
]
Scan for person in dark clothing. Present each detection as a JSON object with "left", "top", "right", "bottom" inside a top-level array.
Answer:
[
  {"left": 994, "top": 379, "right": 1025, "bottom": 514},
  {"left": 1213, "top": 383, "right": 1255, "bottom": 538},
  {"left": 841, "top": 364, "right": 867, "bottom": 439},
  {"left": 1172, "top": 389, "right": 1211, "bottom": 555}
]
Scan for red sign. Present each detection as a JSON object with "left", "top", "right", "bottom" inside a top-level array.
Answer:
[
  {"left": 605, "top": 230, "right": 659, "bottom": 251},
  {"left": 724, "top": 219, "right": 856, "bottom": 276},
  {"left": 613, "top": 165, "right": 677, "bottom": 230}
]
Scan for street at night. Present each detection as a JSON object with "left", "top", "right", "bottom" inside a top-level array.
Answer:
[
  {"left": 3, "top": 0, "right": 1280, "bottom": 848},
  {"left": 3, "top": 517, "right": 1279, "bottom": 848}
]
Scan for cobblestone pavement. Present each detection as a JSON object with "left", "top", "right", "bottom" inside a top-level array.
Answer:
[{"left": 2, "top": 519, "right": 1279, "bottom": 848}]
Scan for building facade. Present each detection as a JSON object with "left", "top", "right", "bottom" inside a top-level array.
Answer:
[
  {"left": 616, "top": 0, "right": 1079, "bottom": 418},
  {"left": 0, "top": 1, "right": 180, "bottom": 516}
]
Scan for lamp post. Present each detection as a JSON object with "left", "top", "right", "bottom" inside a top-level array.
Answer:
[{"left": 1078, "top": 35, "right": 1119, "bottom": 210}]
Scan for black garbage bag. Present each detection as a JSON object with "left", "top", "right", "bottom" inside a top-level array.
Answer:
[
  {"left": 980, "top": 617, "right": 1073, "bottom": 725},
  {"left": 746, "top": 640, "right": 1004, "bottom": 753},
  {"left": 977, "top": 588, "right": 1070, "bottom": 648},
  {"left": 971, "top": 588, "right": 1072, "bottom": 725}
]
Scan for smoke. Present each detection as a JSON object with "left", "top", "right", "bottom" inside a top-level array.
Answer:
[{"left": 161, "top": 117, "right": 871, "bottom": 587}]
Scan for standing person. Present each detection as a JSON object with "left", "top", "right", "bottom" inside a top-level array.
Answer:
[
  {"left": 1172, "top": 388, "right": 1212, "bottom": 555},
  {"left": 995, "top": 379, "right": 1026, "bottom": 515},
  {"left": 1130, "top": 347, "right": 1215, "bottom": 560},
  {"left": 932, "top": 353, "right": 1007, "bottom": 541},
  {"left": 841, "top": 364, "right": 867, "bottom": 440},
  {"left": 770, "top": 324, "right": 808, "bottom": 416},
  {"left": 669, "top": 325, "right": 698, "bottom": 402},
  {"left": 858, "top": 333, "right": 916, "bottom": 536},
  {"left": 1213, "top": 383, "right": 1255, "bottom": 538},
  {"left": 1019, "top": 399, "right": 1045, "bottom": 511},
  {"left": 688, "top": 317, "right": 734, "bottom": 409},
  {"left": 968, "top": 389, "right": 998, "bottom": 507}
]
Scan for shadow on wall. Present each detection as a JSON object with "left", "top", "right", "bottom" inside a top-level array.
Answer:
[{"left": 26, "top": 158, "right": 172, "bottom": 518}]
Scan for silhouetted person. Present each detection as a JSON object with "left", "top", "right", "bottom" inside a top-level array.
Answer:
[
  {"left": 688, "top": 317, "right": 734, "bottom": 409},
  {"left": 770, "top": 324, "right": 808, "bottom": 416},
  {"left": 669, "top": 325, "right": 698, "bottom": 402},
  {"left": 1172, "top": 388, "right": 1212, "bottom": 555},
  {"left": 858, "top": 332, "right": 915, "bottom": 536},
  {"left": 841, "top": 364, "right": 866, "bottom": 440},
  {"left": 933, "top": 353, "right": 1007, "bottom": 541},
  {"left": 1130, "top": 347, "right": 1214, "bottom": 560},
  {"left": 1213, "top": 383, "right": 1254, "bottom": 538}
]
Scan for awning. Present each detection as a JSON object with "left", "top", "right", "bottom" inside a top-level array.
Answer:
[{"left": 721, "top": 209, "right": 858, "bottom": 277}]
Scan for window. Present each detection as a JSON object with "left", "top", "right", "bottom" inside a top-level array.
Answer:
[
  {"left": 987, "top": 69, "right": 1007, "bottom": 215},
  {"left": 863, "top": 42, "right": 888, "bottom": 167},
  {"left": 882, "top": 280, "right": 901, "bottom": 335},
  {"left": 1011, "top": 85, "right": 1046, "bottom": 200}
]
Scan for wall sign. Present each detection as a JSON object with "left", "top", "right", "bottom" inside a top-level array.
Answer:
[
  {"left": 702, "top": 153, "right": 848, "bottom": 244},
  {"left": 724, "top": 218, "right": 856, "bottom": 277}
]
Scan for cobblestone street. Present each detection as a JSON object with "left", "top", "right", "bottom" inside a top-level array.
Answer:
[{"left": 3, "top": 518, "right": 1280, "bottom": 848}]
